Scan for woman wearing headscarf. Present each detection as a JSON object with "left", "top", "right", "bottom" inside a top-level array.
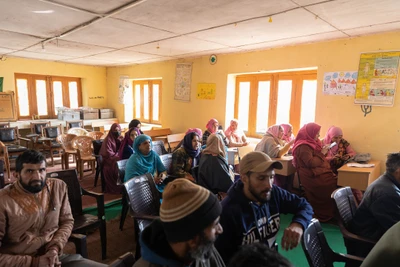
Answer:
[
  {"left": 118, "top": 127, "right": 138, "bottom": 160},
  {"left": 292, "top": 122, "right": 337, "bottom": 222},
  {"left": 198, "top": 134, "right": 234, "bottom": 195},
  {"left": 202, "top": 118, "right": 229, "bottom": 147},
  {"left": 281, "top": 123, "right": 295, "bottom": 144},
  {"left": 99, "top": 123, "right": 122, "bottom": 194},
  {"left": 171, "top": 128, "right": 203, "bottom": 153},
  {"left": 170, "top": 132, "right": 201, "bottom": 181},
  {"left": 124, "top": 134, "right": 167, "bottom": 192},
  {"left": 128, "top": 119, "right": 143, "bottom": 135},
  {"left": 322, "top": 126, "right": 357, "bottom": 174},
  {"left": 255, "top": 125, "right": 293, "bottom": 158},
  {"left": 225, "top": 119, "right": 249, "bottom": 147}
]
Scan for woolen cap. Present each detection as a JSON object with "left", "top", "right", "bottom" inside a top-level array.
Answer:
[
  {"left": 240, "top": 151, "right": 283, "bottom": 174},
  {"left": 160, "top": 179, "right": 221, "bottom": 242}
]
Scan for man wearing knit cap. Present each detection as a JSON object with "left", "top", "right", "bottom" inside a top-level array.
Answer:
[
  {"left": 134, "top": 178, "right": 226, "bottom": 267},
  {"left": 215, "top": 151, "right": 313, "bottom": 264}
]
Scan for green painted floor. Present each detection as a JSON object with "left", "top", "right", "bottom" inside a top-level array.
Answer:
[{"left": 278, "top": 214, "right": 346, "bottom": 267}]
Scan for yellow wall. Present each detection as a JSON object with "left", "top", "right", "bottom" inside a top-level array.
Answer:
[
  {"left": 107, "top": 30, "right": 400, "bottom": 168},
  {"left": 0, "top": 57, "right": 107, "bottom": 108}
]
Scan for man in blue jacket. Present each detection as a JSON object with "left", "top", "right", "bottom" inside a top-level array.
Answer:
[{"left": 215, "top": 151, "right": 313, "bottom": 264}]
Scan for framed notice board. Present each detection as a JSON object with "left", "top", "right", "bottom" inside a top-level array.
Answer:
[{"left": 0, "top": 92, "right": 17, "bottom": 121}]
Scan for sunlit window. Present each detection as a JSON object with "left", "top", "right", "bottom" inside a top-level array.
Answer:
[
  {"left": 238, "top": 82, "right": 250, "bottom": 131},
  {"left": 135, "top": 84, "right": 141, "bottom": 118},
  {"left": 132, "top": 80, "right": 162, "bottom": 124},
  {"left": 69, "top": 82, "right": 78, "bottom": 109},
  {"left": 143, "top": 84, "right": 149, "bottom": 120},
  {"left": 276, "top": 80, "right": 292, "bottom": 125},
  {"left": 152, "top": 84, "right": 159, "bottom": 121},
  {"left": 36, "top": 80, "right": 48, "bottom": 116},
  {"left": 16, "top": 79, "right": 29, "bottom": 116},
  {"left": 256, "top": 81, "right": 270, "bottom": 133},
  {"left": 300, "top": 80, "right": 317, "bottom": 127},
  {"left": 53, "top": 81, "right": 63, "bottom": 115}
]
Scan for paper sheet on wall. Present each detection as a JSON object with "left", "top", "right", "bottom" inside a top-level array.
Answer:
[
  {"left": 323, "top": 71, "right": 357, "bottom": 95},
  {"left": 174, "top": 63, "right": 192, "bottom": 102},
  {"left": 354, "top": 51, "right": 400, "bottom": 106},
  {"left": 118, "top": 76, "right": 129, "bottom": 104},
  {"left": 197, "top": 83, "right": 216, "bottom": 99}
]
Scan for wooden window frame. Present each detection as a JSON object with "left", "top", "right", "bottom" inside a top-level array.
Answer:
[
  {"left": 14, "top": 73, "right": 82, "bottom": 120},
  {"left": 133, "top": 79, "right": 162, "bottom": 124},
  {"left": 234, "top": 71, "right": 317, "bottom": 137}
]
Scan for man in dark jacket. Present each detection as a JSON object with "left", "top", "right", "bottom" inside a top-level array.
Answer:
[
  {"left": 215, "top": 151, "right": 313, "bottom": 263},
  {"left": 350, "top": 152, "right": 400, "bottom": 256},
  {"left": 134, "top": 178, "right": 225, "bottom": 267}
]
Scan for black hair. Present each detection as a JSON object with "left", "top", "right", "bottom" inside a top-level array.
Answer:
[
  {"left": 129, "top": 119, "right": 141, "bottom": 129},
  {"left": 15, "top": 150, "right": 47, "bottom": 173},
  {"left": 386, "top": 152, "right": 400, "bottom": 174},
  {"left": 228, "top": 243, "right": 293, "bottom": 267}
]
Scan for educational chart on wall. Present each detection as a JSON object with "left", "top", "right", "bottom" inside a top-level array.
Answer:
[
  {"left": 323, "top": 71, "right": 357, "bottom": 95},
  {"left": 174, "top": 63, "right": 192, "bottom": 102},
  {"left": 197, "top": 83, "right": 216, "bottom": 100},
  {"left": 354, "top": 51, "right": 400, "bottom": 106}
]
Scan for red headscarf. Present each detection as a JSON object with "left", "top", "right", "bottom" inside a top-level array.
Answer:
[
  {"left": 322, "top": 126, "right": 343, "bottom": 145},
  {"left": 206, "top": 118, "right": 218, "bottom": 134},
  {"left": 292, "top": 123, "right": 322, "bottom": 165}
]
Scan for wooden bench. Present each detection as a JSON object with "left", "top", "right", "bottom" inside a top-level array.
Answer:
[{"left": 143, "top": 128, "right": 172, "bottom": 141}]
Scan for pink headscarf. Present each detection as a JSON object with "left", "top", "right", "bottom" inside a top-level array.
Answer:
[
  {"left": 225, "top": 119, "right": 242, "bottom": 142},
  {"left": 281, "top": 123, "right": 295, "bottom": 143},
  {"left": 292, "top": 123, "right": 322, "bottom": 165},
  {"left": 266, "top": 125, "right": 282, "bottom": 143},
  {"left": 186, "top": 128, "right": 203, "bottom": 138},
  {"left": 206, "top": 118, "right": 218, "bottom": 134},
  {"left": 323, "top": 126, "right": 343, "bottom": 145}
]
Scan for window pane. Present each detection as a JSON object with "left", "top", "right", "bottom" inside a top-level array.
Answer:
[
  {"left": 16, "top": 79, "right": 30, "bottom": 116},
  {"left": 256, "top": 81, "right": 270, "bottom": 133},
  {"left": 300, "top": 80, "right": 317, "bottom": 127},
  {"left": 276, "top": 80, "right": 292, "bottom": 125},
  {"left": 36, "top": 80, "right": 48, "bottom": 116},
  {"left": 152, "top": 84, "right": 159, "bottom": 121},
  {"left": 135, "top": 84, "right": 141, "bottom": 118},
  {"left": 69, "top": 82, "right": 78, "bottom": 108},
  {"left": 238, "top": 82, "right": 250, "bottom": 131},
  {"left": 53, "top": 81, "right": 63, "bottom": 115},
  {"left": 143, "top": 84, "right": 149, "bottom": 120}
]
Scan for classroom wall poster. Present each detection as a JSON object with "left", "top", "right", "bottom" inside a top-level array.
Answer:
[
  {"left": 323, "top": 71, "right": 357, "bottom": 95},
  {"left": 197, "top": 83, "right": 216, "bottom": 100},
  {"left": 118, "top": 76, "right": 129, "bottom": 104},
  {"left": 354, "top": 51, "right": 400, "bottom": 106},
  {"left": 174, "top": 63, "right": 192, "bottom": 102}
]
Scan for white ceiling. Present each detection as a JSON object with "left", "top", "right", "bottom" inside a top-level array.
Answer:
[{"left": 0, "top": 0, "right": 399, "bottom": 66}]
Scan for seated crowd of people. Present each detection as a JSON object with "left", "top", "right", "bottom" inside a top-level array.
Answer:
[{"left": 1, "top": 117, "right": 399, "bottom": 267}]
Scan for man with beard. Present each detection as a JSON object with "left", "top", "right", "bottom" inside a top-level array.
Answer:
[
  {"left": 215, "top": 151, "right": 313, "bottom": 263},
  {"left": 0, "top": 150, "right": 106, "bottom": 267},
  {"left": 134, "top": 178, "right": 226, "bottom": 267}
]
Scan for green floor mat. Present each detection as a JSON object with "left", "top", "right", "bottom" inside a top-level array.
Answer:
[{"left": 83, "top": 199, "right": 122, "bottom": 221}]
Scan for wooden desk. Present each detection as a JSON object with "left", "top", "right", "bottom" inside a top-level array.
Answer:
[
  {"left": 227, "top": 148, "right": 239, "bottom": 165},
  {"left": 337, "top": 160, "right": 381, "bottom": 191},
  {"left": 272, "top": 156, "right": 296, "bottom": 176}
]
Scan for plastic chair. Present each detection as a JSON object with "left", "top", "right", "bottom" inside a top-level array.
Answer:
[
  {"left": 56, "top": 134, "right": 77, "bottom": 170},
  {"left": 0, "top": 127, "right": 29, "bottom": 158},
  {"left": 48, "top": 169, "right": 107, "bottom": 259},
  {"left": 87, "top": 131, "right": 105, "bottom": 140},
  {"left": 117, "top": 159, "right": 129, "bottom": 231},
  {"left": 123, "top": 173, "right": 160, "bottom": 259},
  {"left": 72, "top": 136, "right": 96, "bottom": 179},
  {"left": 67, "top": 127, "right": 88, "bottom": 136},
  {"left": 66, "top": 120, "right": 84, "bottom": 130},
  {"left": 0, "top": 122, "right": 10, "bottom": 128},
  {"left": 152, "top": 140, "right": 168, "bottom": 155},
  {"left": 331, "top": 187, "right": 377, "bottom": 255},
  {"left": 302, "top": 218, "right": 364, "bottom": 267},
  {"left": 28, "top": 121, "right": 51, "bottom": 150}
]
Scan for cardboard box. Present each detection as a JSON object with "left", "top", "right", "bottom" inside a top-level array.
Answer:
[
  {"left": 80, "top": 109, "right": 99, "bottom": 120},
  {"left": 99, "top": 109, "right": 114, "bottom": 119},
  {"left": 57, "top": 111, "right": 80, "bottom": 121}
]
